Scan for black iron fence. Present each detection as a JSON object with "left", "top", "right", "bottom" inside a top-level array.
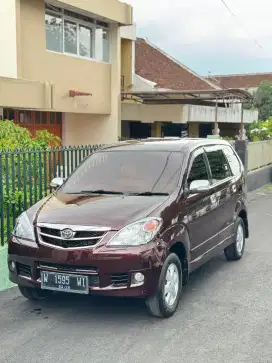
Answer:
[{"left": 0, "top": 145, "right": 101, "bottom": 246}]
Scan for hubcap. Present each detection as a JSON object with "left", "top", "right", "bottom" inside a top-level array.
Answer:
[
  {"left": 236, "top": 224, "right": 244, "bottom": 254},
  {"left": 164, "top": 263, "right": 179, "bottom": 307}
]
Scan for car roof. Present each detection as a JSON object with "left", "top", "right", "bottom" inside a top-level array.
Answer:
[{"left": 97, "top": 138, "right": 232, "bottom": 153}]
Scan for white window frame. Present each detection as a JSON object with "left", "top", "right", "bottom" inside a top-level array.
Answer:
[{"left": 45, "top": 6, "right": 110, "bottom": 63}]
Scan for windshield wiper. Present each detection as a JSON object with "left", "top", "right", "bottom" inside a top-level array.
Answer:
[
  {"left": 67, "top": 190, "right": 124, "bottom": 195},
  {"left": 130, "top": 192, "right": 169, "bottom": 196},
  {"left": 80, "top": 190, "right": 125, "bottom": 195},
  {"left": 66, "top": 190, "right": 169, "bottom": 196}
]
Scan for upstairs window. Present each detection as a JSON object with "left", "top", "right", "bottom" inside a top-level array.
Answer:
[
  {"left": 45, "top": 4, "right": 109, "bottom": 62},
  {"left": 45, "top": 12, "right": 63, "bottom": 52}
]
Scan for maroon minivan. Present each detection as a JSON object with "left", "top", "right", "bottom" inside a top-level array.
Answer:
[{"left": 8, "top": 138, "right": 249, "bottom": 318}]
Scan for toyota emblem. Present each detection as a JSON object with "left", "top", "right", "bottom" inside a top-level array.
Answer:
[{"left": 60, "top": 228, "right": 74, "bottom": 240}]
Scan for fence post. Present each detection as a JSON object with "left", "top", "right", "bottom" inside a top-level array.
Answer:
[{"left": 235, "top": 140, "right": 248, "bottom": 174}]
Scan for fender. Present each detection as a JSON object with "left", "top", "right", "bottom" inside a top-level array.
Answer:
[
  {"left": 160, "top": 222, "right": 191, "bottom": 280},
  {"left": 234, "top": 196, "right": 249, "bottom": 237}
]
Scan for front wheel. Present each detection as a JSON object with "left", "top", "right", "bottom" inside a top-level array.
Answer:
[
  {"left": 145, "top": 253, "right": 182, "bottom": 318},
  {"left": 18, "top": 285, "right": 52, "bottom": 301},
  {"left": 224, "top": 217, "right": 245, "bottom": 261}
]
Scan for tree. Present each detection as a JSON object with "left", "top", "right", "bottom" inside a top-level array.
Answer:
[{"left": 253, "top": 82, "right": 272, "bottom": 121}]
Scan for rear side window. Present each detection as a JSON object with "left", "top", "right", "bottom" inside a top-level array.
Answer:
[
  {"left": 223, "top": 146, "right": 241, "bottom": 176},
  {"left": 187, "top": 153, "right": 209, "bottom": 187},
  {"left": 205, "top": 148, "right": 231, "bottom": 183}
]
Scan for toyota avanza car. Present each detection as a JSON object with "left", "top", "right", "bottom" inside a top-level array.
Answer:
[{"left": 8, "top": 138, "right": 249, "bottom": 318}]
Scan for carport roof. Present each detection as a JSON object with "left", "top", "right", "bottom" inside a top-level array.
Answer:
[{"left": 121, "top": 88, "right": 253, "bottom": 106}]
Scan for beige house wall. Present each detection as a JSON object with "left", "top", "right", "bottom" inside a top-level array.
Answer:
[
  {"left": 121, "top": 39, "right": 133, "bottom": 91},
  {"left": 0, "top": 77, "right": 51, "bottom": 109},
  {"left": 19, "top": 0, "right": 112, "bottom": 114},
  {"left": 62, "top": 22, "right": 121, "bottom": 145},
  {"left": 0, "top": 0, "right": 126, "bottom": 145},
  {"left": 122, "top": 103, "right": 186, "bottom": 123},
  {"left": 63, "top": 113, "right": 116, "bottom": 145},
  {"left": 55, "top": 0, "right": 132, "bottom": 25}
]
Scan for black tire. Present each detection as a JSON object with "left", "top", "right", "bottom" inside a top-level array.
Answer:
[
  {"left": 145, "top": 253, "right": 182, "bottom": 318},
  {"left": 18, "top": 285, "right": 52, "bottom": 301},
  {"left": 224, "top": 217, "right": 245, "bottom": 261}
]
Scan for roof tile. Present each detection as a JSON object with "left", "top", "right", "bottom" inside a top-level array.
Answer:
[
  {"left": 135, "top": 38, "right": 216, "bottom": 91},
  {"left": 208, "top": 73, "right": 272, "bottom": 89}
]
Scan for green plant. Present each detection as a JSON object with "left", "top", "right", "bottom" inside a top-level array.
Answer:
[
  {"left": 246, "top": 117, "right": 272, "bottom": 141},
  {"left": 221, "top": 136, "right": 234, "bottom": 141},
  {"left": 35, "top": 130, "right": 61, "bottom": 149},
  {"left": 0, "top": 120, "right": 61, "bottom": 151},
  {"left": 0, "top": 121, "right": 61, "bottom": 243}
]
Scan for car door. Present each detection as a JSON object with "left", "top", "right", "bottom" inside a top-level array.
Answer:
[
  {"left": 203, "top": 145, "right": 234, "bottom": 249},
  {"left": 184, "top": 148, "right": 215, "bottom": 263}
]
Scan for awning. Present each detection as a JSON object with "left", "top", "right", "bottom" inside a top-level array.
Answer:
[{"left": 121, "top": 88, "right": 253, "bottom": 106}]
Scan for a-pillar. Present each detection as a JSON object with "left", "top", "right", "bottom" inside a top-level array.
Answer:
[{"left": 151, "top": 122, "right": 162, "bottom": 137}]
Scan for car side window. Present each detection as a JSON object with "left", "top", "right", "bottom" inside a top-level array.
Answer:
[
  {"left": 187, "top": 153, "right": 210, "bottom": 187},
  {"left": 205, "top": 148, "right": 231, "bottom": 183},
  {"left": 223, "top": 146, "right": 241, "bottom": 176}
]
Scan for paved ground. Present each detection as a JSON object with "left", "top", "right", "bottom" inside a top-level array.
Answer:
[{"left": 1, "top": 187, "right": 272, "bottom": 363}]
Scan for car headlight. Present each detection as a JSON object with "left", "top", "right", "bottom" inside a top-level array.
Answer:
[
  {"left": 13, "top": 212, "right": 35, "bottom": 241},
  {"left": 107, "top": 217, "right": 162, "bottom": 247}
]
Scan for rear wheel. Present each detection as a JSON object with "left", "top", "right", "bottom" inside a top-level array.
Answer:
[
  {"left": 145, "top": 253, "right": 182, "bottom": 318},
  {"left": 18, "top": 285, "right": 52, "bottom": 301},
  {"left": 224, "top": 217, "right": 245, "bottom": 261}
]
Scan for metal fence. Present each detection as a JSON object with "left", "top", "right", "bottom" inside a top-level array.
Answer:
[{"left": 0, "top": 145, "right": 101, "bottom": 246}]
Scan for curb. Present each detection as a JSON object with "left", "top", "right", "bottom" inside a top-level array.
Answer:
[{"left": 0, "top": 246, "right": 15, "bottom": 292}]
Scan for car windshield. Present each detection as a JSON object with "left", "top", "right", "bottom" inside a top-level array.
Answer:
[{"left": 61, "top": 150, "right": 182, "bottom": 195}]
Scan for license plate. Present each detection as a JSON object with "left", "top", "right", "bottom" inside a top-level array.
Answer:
[{"left": 41, "top": 271, "right": 89, "bottom": 294}]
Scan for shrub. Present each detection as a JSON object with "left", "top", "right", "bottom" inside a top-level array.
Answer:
[
  {"left": 0, "top": 121, "right": 61, "bottom": 244},
  {"left": 246, "top": 118, "right": 272, "bottom": 141},
  {"left": 0, "top": 120, "right": 60, "bottom": 151}
]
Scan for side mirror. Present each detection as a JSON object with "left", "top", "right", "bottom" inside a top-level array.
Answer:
[
  {"left": 50, "top": 177, "right": 64, "bottom": 190},
  {"left": 189, "top": 180, "right": 210, "bottom": 194}
]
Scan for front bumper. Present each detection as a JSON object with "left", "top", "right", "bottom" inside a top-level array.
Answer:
[{"left": 8, "top": 236, "right": 163, "bottom": 297}]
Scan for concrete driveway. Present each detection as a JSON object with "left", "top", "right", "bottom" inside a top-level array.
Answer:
[{"left": 1, "top": 187, "right": 272, "bottom": 363}]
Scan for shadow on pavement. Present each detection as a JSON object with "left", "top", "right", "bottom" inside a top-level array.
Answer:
[{"left": 20, "top": 254, "right": 228, "bottom": 322}]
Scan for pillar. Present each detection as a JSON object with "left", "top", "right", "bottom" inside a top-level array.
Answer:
[
  {"left": 151, "top": 122, "right": 162, "bottom": 137},
  {"left": 235, "top": 140, "right": 248, "bottom": 173},
  {"left": 107, "top": 23, "right": 121, "bottom": 141},
  {"left": 188, "top": 123, "right": 199, "bottom": 138}
]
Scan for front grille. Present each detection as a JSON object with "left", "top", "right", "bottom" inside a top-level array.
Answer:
[
  {"left": 37, "top": 224, "right": 108, "bottom": 249},
  {"left": 40, "top": 236, "right": 100, "bottom": 248},
  {"left": 110, "top": 273, "right": 129, "bottom": 287},
  {"left": 39, "top": 227, "right": 104, "bottom": 239},
  {"left": 17, "top": 263, "right": 32, "bottom": 278},
  {"left": 39, "top": 262, "right": 97, "bottom": 273}
]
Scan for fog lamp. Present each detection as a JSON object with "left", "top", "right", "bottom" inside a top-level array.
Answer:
[
  {"left": 131, "top": 272, "right": 145, "bottom": 287},
  {"left": 9, "top": 261, "right": 16, "bottom": 272}
]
